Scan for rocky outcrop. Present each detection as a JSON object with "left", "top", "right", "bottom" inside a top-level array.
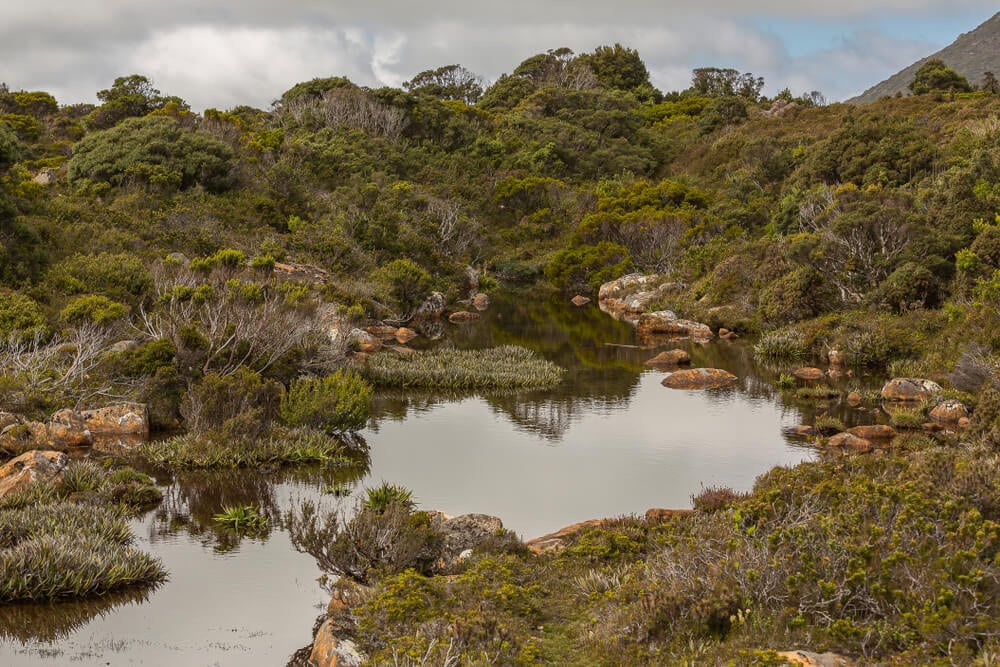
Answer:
[
  {"left": 571, "top": 295, "right": 591, "bottom": 307},
  {"left": 637, "top": 312, "right": 714, "bottom": 340},
  {"left": 472, "top": 293, "right": 490, "bottom": 311},
  {"left": 67, "top": 402, "right": 149, "bottom": 436},
  {"left": 433, "top": 513, "right": 504, "bottom": 568},
  {"left": 349, "top": 329, "right": 382, "bottom": 354},
  {"left": 776, "top": 650, "right": 855, "bottom": 667},
  {"left": 1, "top": 421, "right": 92, "bottom": 454},
  {"left": 415, "top": 291, "right": 446, "bottom": 319},
  {"left": 846, "top": 425, "right": 897, "bottom": 441},
  {"left": 644, "top": 349, "right": 691, "bottom": 367},
  {"left": 0, "top": 403, "right": 149, "bottom": 455},
  {"left": 881, "top": 378, "right": 942, "bottom": 402},
  {"left": 930, "top": 399, "right": 970, "bottom": 423},
  {"left": 827, "top": 433, "right": 873, "bottom": 450},
  {"left": 793, "top": 368, "right": 825, "bottom": 381},
  {"left": 597, "top": 274, "right": 683, "bottom": 319},
  {"left": 0, "top": 450, "right": 69, "bottom": 498},
  {"left": 394, "top": 327, "right": 418, "bottom": 344},
  {"left": 661, "top": 368, "right": 737, "bottom": 390},
  {"left": 364, "top": 325, "right": 398, "bottom": 339},
  {"left": 309, "top": 619, "right": 364, "bottom": 667},
  {"left": 448, "top": 311, "right": 480, "bottom": 324}
]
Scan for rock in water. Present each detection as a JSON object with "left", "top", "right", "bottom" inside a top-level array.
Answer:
[
  {"left": 571, "top": 295, "right": 591, "bottom": 307},
  {"left": 448, "top": 311, "right": 480, "bottom": 324},
  {"left": 930, "top": 399, "right": 969, "bottom": 423},
  {"left": 881, "top": 378, "right": 942, "bottom": 401},
  {"left": 644, "top": 349, "right": 691, "bottom": 366},
  {"left": 661, "top": 368, "right": 737, "bottom": 389},
  {"left": 793, "top": 367, "right": 825, "bottom": 381}
]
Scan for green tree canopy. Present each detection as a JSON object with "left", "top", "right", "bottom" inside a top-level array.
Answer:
[
  {"left": 68, "top": 115, "right": 235, "bottom": 192},
  {"left": 690, "top": 67, "right": 765, "bottom": 101},
  {"left": 908, "top": 59, "right": 972, "bottom": 95},
  {"left": 88, "top": 74, "right": 183, "bottom": 129},
  {"left": 577, "top": 44, "right": 652, "bottom": 94},
  {"left": 404, "top": 65, "right": 484, "bottom": 104}
]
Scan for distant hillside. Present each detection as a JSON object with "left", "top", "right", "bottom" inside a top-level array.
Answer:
[{"left": 850, "top": 11, "right": 1000, "bottom": 104}]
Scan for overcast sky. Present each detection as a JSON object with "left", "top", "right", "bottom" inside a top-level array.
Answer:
[{"left": 2, "top": 1, "right": 997, "bottom": 110}]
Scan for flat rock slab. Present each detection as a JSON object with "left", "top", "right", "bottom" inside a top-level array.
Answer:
[
  {"left": 930, "top": 399, "right": 969, "bottom": 423},
  {"left": 662, "top": 368, "right": 737, "bottom": 390}
]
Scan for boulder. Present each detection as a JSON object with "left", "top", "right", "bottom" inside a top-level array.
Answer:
[
  {"left": 435, "top": 513, "right": 504, "bottom": 567},
  {"left": 0, "top": 421, "right": 92, "bottom": 454},
  {"left": 661, "top": 368, "right": 737, "bottom": 390},
  {"left": 78, "top": 403, "right": 149, "bottom": 435},
  {"left": 525, "top": 519, "right": 614, "bottom": 555},
  {"left": 414, "top": 291, "right": 446, "bottom": 318},
  {"left": 472, "top": 293, "right": 490, "bottom": 311},
  {"left": 32, "top": 168, "right": 59, "bottom": 185},
  {"left": 776, "top": 650, "right": 855, "bottom": 667},
  {"left": 364, "top": 325, "right": 398, "bottom": 339},
  {"left": 847, "top": 425, "right": 897, "bottom": 441},
  {"left": 827, "top": 433, "right": 873, "bottom": 450},
  {"left": 597, "top": 274, "right": 684, "bottom": 319},
  {"left": 786, "top": 425, "right": 818, "bottom": 438},
  {"left": 0, "top": 450, "right": 69, "bottom": 498},
  {"left": 793, "top": 367, "right": 825, "bottom": 381},
  {"left": 309, "top": 619, "right": 364, "bottom": 667},
  {"left": 637, "top": 311, "right": 714, "bottom": 340},
  {"left": 571, "top": 295, "right": 591, "bottom": 307},
  {"left": 0, "top": 412, "right": 21, "bottom": 430},
  {"left": 929, "top": 399, "right": 969, "bottom": 423},
  {"left": 846, "top": 392, "right": 863, "bottom": 407},
  {"left": 827, "top": 349, "right": 847, "bottom": 370},
  {"left": 394, "top": 327, "right": 418, "bottom": 344},
  {"left": 881, "top": 378, "right": 942, "bottom": 402},
  {"left": 349, "top": 329, "right": 382, "bottom": 354},
  {"left": 448, "top": 311, "right": 480, "bottom": 324},
  {"left": 645, "top": 349, "right": 691, "bottom": 367}
]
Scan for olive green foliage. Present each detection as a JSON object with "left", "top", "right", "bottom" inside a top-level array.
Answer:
[
  {"left": 44, "top": 252, "right": 153, "bottom": 307},
  {"left": 0, "top": 123, "right": 20, "bottom": 169},
  {"left": 364, "top": 483, "right": 415, "bottom": 513},
  {"left": 909, "top": 58, "right": 973, "bottom": 95},
  {"left": 376, "top": 258, "right": 433, "bottom": 313},
  {"left": 280, "top": 370, "right": 372, "bottom": 433},
  {"left": 59, "top": 294, "right": 129, "bottom": 324},
  {"left": 875, "top": 261, "right": 939, "bottom": 312},
  {"left": 0, "top": 290, "right": 47, "bottom": 341},
  {"left": 545, "top": 241, "right": 633, "bottom": 293},
  {"left": 213, "top": 505, "right": 270, "bottom": 536},
  {"left": 68, "top": 116, "right": 233, "bottom": 192},
  {"left": 403, "top": 64, "right": 483, "bottom": 104},
  {"left": 753, "top": 329, "right": 808, "bottom": 361},
  {"left": 363, "top": 345, "right": 564, "bottom": 390},
  {"left": 179, "top": 368, "right": 283, "bottom": 438},
  {"left": 88, "top": 74, "right": 172, "bottom": 129}
]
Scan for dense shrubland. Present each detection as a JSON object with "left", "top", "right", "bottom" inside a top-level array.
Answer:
[{"left": 5, "top": 46, "right": 1000, "bottom": 661}]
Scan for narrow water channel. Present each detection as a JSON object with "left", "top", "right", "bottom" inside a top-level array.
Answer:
[{"left": 2, "top": 292, "right": 839, "bottom": 666}]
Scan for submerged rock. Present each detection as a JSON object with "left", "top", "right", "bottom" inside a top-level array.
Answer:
[
  {"left": 415, "top": 291, "right": 446, "bottom": 318},
  {"left": 644, "top": 349, "right": 691, "bottom": 367},
  {"left": 847, "top": 425, "right": 897, "bottom": 441},
  {"left": 448, "top": 311, "right": 480, "bottom": 324},
  {"left": 394, "top": 327, "right": 418, "bottom": 344},
  {"left": 0, "top": 450, "right": 69, "bottom": 498},
  {"left": 472, "top": 293, "right": 490, "bottom": 311},
  {"left": 846, "top": 392, "right": 864, "bottom": 406},
  {"left": 364, "top": 325, "right": 399, "bottom": 339},
  {"left": 637, "top": 311, "right": 714, "bottom": 340},
  {"left": 793, "top": 367, "right": 825, "bottom": 381},
  {"left": 571, "top": 295, "right": 591, "bottom": 307},
  {"left": 881, "top": 378, "right": 942, "bottom": 402},
  {"left": 661, "top": 368, "right": 737, "bottom": 390},
  {"left": 826, "top": 432, "right": 873, "bottom": 450},
  {"left": 349, "top": 329, "right": 382, "bottom": 354}
]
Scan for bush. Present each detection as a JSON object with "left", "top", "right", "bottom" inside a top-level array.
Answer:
[
  {"left": 875, "top": 262, "right": 939, "bottom": 312},
  {"left": 0, "top": 290, "right": 47, "bottom": 342},
  {"left": 44, "top": 252, "right": 153, "bottom": 307},
  {"left": 179, "top": 368, "right": 283, "bottom": 438},
  {"left": 280, "top": 370, "right": 372, "bottom": 433},
  {"left": 59, "top": 294, "right": 129, "bottom": 325},
  {"left": 544, "top": 241, "right": 633, "bottom": 293},
  {"left": 753, "top": 329, "right": 808, "bottom": 362},
  {"left": 376, "top": 259, "right": 433, "bottom": 313},
  {"left": 758, "top": 268, "right": 827, "bottom": 325}
]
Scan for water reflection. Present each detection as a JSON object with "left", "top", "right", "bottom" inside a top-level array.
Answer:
[{"left": 0, "top": 589, "right": 157, "bottom": 644}]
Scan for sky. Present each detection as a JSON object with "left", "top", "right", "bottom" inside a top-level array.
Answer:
[{"left": 1, "top": 1, "right": 997, "bottom": 111}]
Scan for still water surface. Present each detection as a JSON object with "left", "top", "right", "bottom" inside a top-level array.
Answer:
[{"left": 1, "top": 292, "right": 828, "bottom": 666}]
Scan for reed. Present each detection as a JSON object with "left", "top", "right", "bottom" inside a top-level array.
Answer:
[{"left": 363, "top": 345, "right": 564, "bottom": 390}]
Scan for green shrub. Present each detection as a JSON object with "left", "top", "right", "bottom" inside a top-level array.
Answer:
[
  {"left": 544, "top": 241, "right": 633, "bottom": 293},
  {"left": 213, "top": 505, "right": 270, "bottom": 535},
  {"left": 875, "top": 262, "right": 939, "bottom": 312},
  {"left": 753, "top": 329, "right": 808, "bottom": 361},
  {"left": 364, "top": 483, "right": 415, "bottom": 513},
  {"left": 376, "top": 259, "right": 433, "bottom": 312},
  {"left": 362, "top": 345, "right": 564, "bottom": 390},
  {"left": 0, "top": 291, "right": 47, "bottom": 342},
  {"left": 280, "top": 370, "right": 372, "bottom": 433},
  {"left": 179, "top": 368, "right": 283, "bottom": 438},
  {"left": 44, "top": 253, "right": 153, "bottom": 307},
  {"left": 59, "top": 294, "right": 129, "bottom": 324}
]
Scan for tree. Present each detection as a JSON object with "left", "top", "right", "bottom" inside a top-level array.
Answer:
[
  {"left": 404, "top": 65, "right": 484, "bottom": 104},
  {"left": 982, "top": 71, "right": 999, "bottom": 94},
  {"left": 577, "top": 44, "right": 651, "bottom": 94},
  {"left": 68, "top": 116, "right": 235, "bottom": 192},
  {"left": 690, "top": 68, "right": 765, "bottom": 101},
  {"left": 908, "top": 59, "right": 972, "bottom": 95},
  {"left": 88, "top": 75, "right": 179, "bottom": 129}
]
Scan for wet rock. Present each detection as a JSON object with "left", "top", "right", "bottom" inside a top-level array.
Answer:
[
  {"left": 661, "top": 368, "right": 737, "bottom": 390},
  {"left": 394, "top": 327, "right": 418, "bottom": 344},
  {"left": 571, "top": 295, "right": 591, "bottom": 307},
  {"left": 415, "top": 318, "right": 445, "bottom": 341},
  {"left": 448, "top": 311, "right": 480, "bottom": 324},
  {"left": 793, "top": 367, "right": 825, "bottom": 381},
  {"left": 847, "top": 425, "right": 897, "bottom": 441},
  {"left": 776, "top": 650, "right": 855, "bottom": 667},
  {"left": 881, "top": 378, "right": 942, "bottom": 402},
  {"left": 0, "top": 420, "right": 92, "bottom": 454},
  {"left": 644, "top": 349, "right": 691, "bottom": 367},
  {"left": 786, "top": 425, "right": 818, "bottom": 438},
  {"left": 827, "top": 349, "right": 847, "bottom": 370},
  {"left": 717, "top": 327, "right": 739, "bottom": 340},
  {"left": 637, "top": 312, "right": 714, "bottom": 340},
  {"left": 364, "top": 325, "right": 398, "bottom": 339},
  {"left": 929, "top": 399, "right": 970, "bottom": 423},
  {"left": 349, "top": 329, "right": 382, "bottom": 354},
  {"left": 472, "top": 293, "right": 490, "bottom": 311},
  {"left": 827, "top": 433, "right": 873, "bottom": 450},
  {"left": 309, "top": 618, "right": 364, "bottom": 667},
  {"left": 414, "top": 291, "right": 446, "bottom": 318},
  {"left": 0, "top": 412, "right": 21, "bottom": 430},
  {"left": 958, "top": 416, "right": 971, "bottom": 429},
  {"left": 846, "top": 392, "right": 863, "bottom": 407},
  {"left": 0, "top": 450, "right": 69, "bottom": 498}
]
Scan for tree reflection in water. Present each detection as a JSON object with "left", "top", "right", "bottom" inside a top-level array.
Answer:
[{"left": 0, "top": 587, "right": 157, "bottom": 644}]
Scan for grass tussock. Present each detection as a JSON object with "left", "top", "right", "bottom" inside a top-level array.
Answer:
[
  {"left": 362, "top": 345, "right": 564, "bottom": 390},
  {"left": 137, "top": 426, "right": 360, "bottom": 469},
  {"left": 0, "top": 480, "right": 167, "bottom": 602}
]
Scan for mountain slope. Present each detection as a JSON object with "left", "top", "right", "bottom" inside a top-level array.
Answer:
[{"left": 849, "top": 11, "right": 1000, "bottom": 104}]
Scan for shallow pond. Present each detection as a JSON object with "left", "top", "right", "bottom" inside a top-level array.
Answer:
[{"left": 1, "top": 292, "right": 870, "bottom": 666}]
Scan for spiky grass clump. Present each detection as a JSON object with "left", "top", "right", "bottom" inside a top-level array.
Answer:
[
  {"left": 213, "top": 505, "right": 270, "bottom": 535},
  {"left": 138, "top": 426, "right": 356, "bottom": 469},
  {"left": 0, "top": 499, "right": 166, "bottom": 602},
  {"left": 753, "top": 329, "right": 808, "bottom": 362},
  {"left": 363, "top": 345, "right": 564, "bottom": 390},
  {"left": 364, "top": 483, "right": 415, "bottom": 514},
  {"left": 60, "top": 461, "right": 162, "bottom": 508}
]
